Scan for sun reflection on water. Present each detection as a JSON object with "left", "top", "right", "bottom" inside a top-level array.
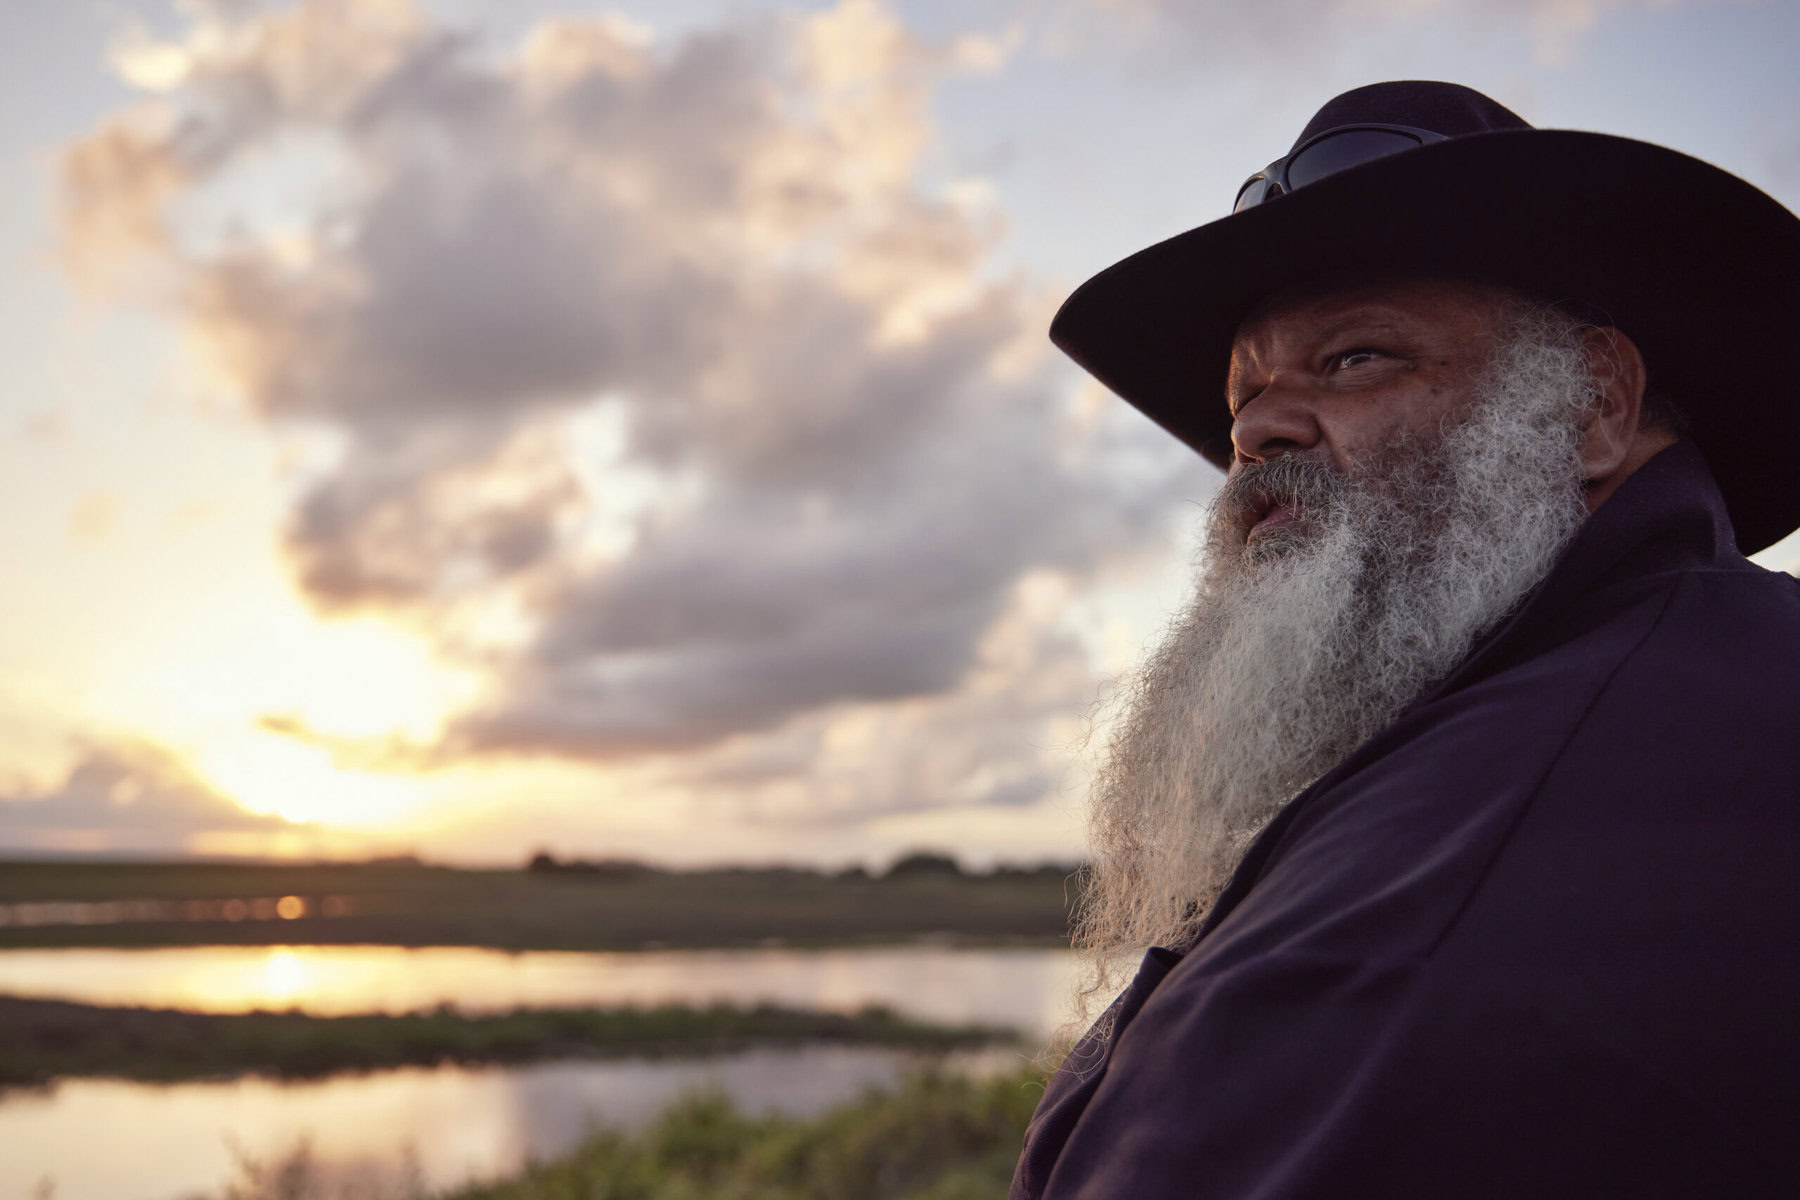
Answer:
[
  {"left": 0, "top": 944, "right": 1081, "bottom": 1036},
  {"left": 258, "top": 948, "right": 310, "bottom": 1005}
]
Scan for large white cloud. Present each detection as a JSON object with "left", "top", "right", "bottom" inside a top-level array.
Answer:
[{"left": 61, "top": 0, "right": 1196, "bottom": 813}]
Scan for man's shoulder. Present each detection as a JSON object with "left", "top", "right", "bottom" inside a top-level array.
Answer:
[
  {"left": 1464, "top": 550, "right": 1800, "bottom": 742},
  {"left": 1552, "top": 554, "right": 1800, "bottom": 743},
  {"left": 1627, "top": 555, "right": 1800, "bottom": 662}
]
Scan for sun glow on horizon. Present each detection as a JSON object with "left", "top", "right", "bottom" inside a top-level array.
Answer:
[
  {"left": 190, "top": 731, "right": 436, "bottom": 827},
  {"left": 129, "top": 606, "right": 481, "bottom": 741},
  {"left": 108, "top": 596, "right": 488, "bottom": 830}
]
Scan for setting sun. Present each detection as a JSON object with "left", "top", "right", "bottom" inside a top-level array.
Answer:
[{"left": 189, "top": 732, "right": 434, "bottom": 827}]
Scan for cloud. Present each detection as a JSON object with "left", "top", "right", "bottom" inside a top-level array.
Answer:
[
  {"left": 69, "top": 491, "right": 120, "bottom": 543},
  {"left": 673, "top": 568, "right": 1107, "bottom": 822},
  {"left": 20, "top": 410, "right": 70, "bottom": 441},
  {"left": 1078, "top": 0, "right": 1707, "bottom": 68},
  {"left": 60, "top": 0, "right": 1197, "bottom": 803},
  {"left": 0, "top": 740, "right": 299, "bottom": 852}
]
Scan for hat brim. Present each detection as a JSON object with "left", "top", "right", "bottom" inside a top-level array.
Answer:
[{"left": 1050, "top": 129, "right": 1800, "bottom": 554}]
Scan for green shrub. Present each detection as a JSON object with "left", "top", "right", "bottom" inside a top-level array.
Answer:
[{"left": 445, "top": 1067, "right": 1046, "bottom": 1200}]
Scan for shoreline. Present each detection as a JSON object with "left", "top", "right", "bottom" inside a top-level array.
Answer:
[{"left": 0, "top": 995, "right": 1022, "bottom": 1088}]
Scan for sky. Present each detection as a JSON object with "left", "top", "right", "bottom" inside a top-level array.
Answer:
[{"left": 3, "top": 0, "right": 1798, "bottom": 868}]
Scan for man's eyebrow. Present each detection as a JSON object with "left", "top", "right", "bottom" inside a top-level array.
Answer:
[
  {"left": 1311, "top": 315, "right": 1406, "bottom": 344},
  {"left": 1224, "top": 315, "right": 1410, "bottom": 412}
]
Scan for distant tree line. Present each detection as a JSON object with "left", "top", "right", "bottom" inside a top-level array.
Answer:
[
  {"left": 525, "top": 848, "right": 1083, "bottom": 883},
  {"left": 525, "top": 853, "right": 653, "bottom": 879}
]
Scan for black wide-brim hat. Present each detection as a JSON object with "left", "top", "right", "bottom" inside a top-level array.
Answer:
[{"left": 1051, "top": 80, "right": 1800, "bottom": 554}]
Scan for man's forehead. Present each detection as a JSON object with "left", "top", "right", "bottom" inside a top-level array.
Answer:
[
  {"left": 1228, "top": 276, "right": 1519, "bottom": 371},
  {"left": 1235, "top": 276, "right": 1512, "bottom": 344}
]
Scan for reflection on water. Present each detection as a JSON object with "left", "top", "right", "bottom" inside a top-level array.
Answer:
[
  {"left": 0, "top": 943, "right": 1081, "bottom": 1041},
  {"left": 4, "top": 1044, "right": 1033, "bottom": 1200},
  {"left": 0, "top": 945, "right": 1077, "bottom": 1198}
]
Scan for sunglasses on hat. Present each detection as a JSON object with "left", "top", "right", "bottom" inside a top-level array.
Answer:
[{"left": 1233, "top": 124, "right": 1449, "bottom": 213}]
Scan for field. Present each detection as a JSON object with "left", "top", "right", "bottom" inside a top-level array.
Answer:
[{"left": 0, "top": 857, "right": 1082, "bottom": 950}]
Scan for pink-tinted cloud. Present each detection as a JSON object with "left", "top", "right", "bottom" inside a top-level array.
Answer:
[{"left": 59, "top": 0, "right": 1195, "bottom": 814}]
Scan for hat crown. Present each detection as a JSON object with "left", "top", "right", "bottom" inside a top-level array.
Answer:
[{"left": 1290, "top": 80, "right": 1532, "bottom": 152}]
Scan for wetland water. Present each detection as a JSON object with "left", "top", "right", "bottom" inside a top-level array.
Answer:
[
  {"left": 0, "top": 943, "right": 1078, "bottom": 1037},
  {"left": 0, "top": 945, "right": 1078, "bottom": 1200}
]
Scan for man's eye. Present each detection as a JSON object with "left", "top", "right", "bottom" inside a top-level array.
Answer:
[{"left": 1328, "top": 348, "right": 1382, "bottom": 370}]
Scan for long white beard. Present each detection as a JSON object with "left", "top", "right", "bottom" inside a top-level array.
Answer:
[{"left": 1071, "top": 311, "right": 1601, "bottom": 1024}]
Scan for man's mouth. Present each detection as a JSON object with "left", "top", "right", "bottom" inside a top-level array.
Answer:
[
  {"left": 1243, "top": 491, "right": 1297, "bottom": 543},
  {"left": 1222, "top": 457, "right": 1341, "bottom": 551},
  {"left": 1246, "top": 503, "right": 1296, "bottom": 541}
]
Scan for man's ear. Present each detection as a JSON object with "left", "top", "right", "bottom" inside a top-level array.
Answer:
[{"left": 1576, "top": 325, "right": 1648, "bottom": 484}]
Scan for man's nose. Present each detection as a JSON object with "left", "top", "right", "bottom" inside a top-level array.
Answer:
[{"left": 1230, "top": 378, "right": 1323, "bottom": 464}]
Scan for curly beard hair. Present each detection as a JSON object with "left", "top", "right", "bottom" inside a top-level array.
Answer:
[{"left": 1068, "top": 304, "right": 1603, "bottom": 1034}]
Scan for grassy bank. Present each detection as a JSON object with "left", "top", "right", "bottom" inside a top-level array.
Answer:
[
  {"left": 0, "top": 859, "right": 1080, "bottom": 950},
  {"left": 211, "top": 1066, "right": 1046, "bottom": 1200},
  {"left": 446, "top": 1068, "right": 1042, "bottom": 1200},
  {"left": 0, "top": 995, "right": 1019, "bottom": 1087}
]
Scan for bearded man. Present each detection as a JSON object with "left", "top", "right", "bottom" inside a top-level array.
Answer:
[{"left": 1013, "top": 82, "right": 1800, "bottom": 1198}]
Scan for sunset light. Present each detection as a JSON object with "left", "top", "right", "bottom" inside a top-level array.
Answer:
[
  {"left": 8, "top": 5, "right": 1800, "bottom": 1198},
  {"left": 189, "top": 733, "right": 429, "bottom": 828},
  {"left": 4, "top": 0, "right": 1797, "bottom": 873}
]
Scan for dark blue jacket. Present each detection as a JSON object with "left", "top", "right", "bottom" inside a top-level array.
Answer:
[{"left": 1014, "top": 442, "right": 1800, "bottom": 1198}]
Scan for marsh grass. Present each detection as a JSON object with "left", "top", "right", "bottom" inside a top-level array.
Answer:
[
  {"left": 202, "top": 1067, "right": 1045, "bottom": 1200},
  {"left": 0, "top": 996, "right": 1018, "bottom": 1086}
]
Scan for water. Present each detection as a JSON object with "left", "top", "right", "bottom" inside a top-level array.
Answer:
[
  {"left": 0, "top": 943, "right": 1080, "bottom": 1041},
  {"left": 4, "top": 1045, "right": 1036, "bottom": 1200},
  {"left": 0, "top": 945, "right": 1079, "bottom": 1199}
]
